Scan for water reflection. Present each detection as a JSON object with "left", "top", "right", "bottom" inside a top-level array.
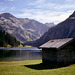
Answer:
[{"left": 0, "top": 47, "right": 42, "bottom": 61}]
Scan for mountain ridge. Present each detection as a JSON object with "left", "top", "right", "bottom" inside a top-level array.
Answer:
[
  {"left": 28, "top": 11, "right": 75, "bottom": 46},
  {"left": 0, "top": 13, "right": 53, "bottom": 43}
]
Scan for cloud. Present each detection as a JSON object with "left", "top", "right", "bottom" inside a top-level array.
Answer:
[
  {"left": 18, "top": 0, "right": 75, "bottom": 24},
  {"left": 36, "top": 0, "right": 45, "bottom": 3},
  {"left": 1, "top": 0, "right": 74, "bottom": 24},
  {"left": 29, "top": 0, "right": 45, "bottom": 5},
  {"left": 0, "top": 7, "right": 7, "bottom": 11},
  {"left": 0, "top": 3, "right": 8, "bottom": 12},
  {"left": 65, "top": 0, "right": 75, "bottom": 3},
  {"left": 28, "top": 0, "right": 75, "bottom": 14},
  {"left": 5, "top": 0, "right": 15, "bottom": 1},
  {"left": 10, "top": 7, "right": 15, "bottom": 10},
  {"left": 15, "top": 9, "right": 74, "bottom": 24}
]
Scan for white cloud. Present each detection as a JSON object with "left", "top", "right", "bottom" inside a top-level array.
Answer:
[
  {"left": 15, "top": 9, "right": 74, "bottom": 24},
  {"left": 29, "top": 0, "right": 45, "bottom": 5},
  {"left": 28, "top": 0, "right": 75, "bottom": 12},
  {"left": 10, "top": 7, "right": 15, "bottom": 10},
  {"left": 54, "top": 4, "right": 75, "bottom": 10},
  {"left": 2, "top": 0, "right": 74, "bottom": 24},
  {"left": 0, "top": 8, "right": 7, "bottom": 11},
  {"left": 0, "top": 3, "right": 8, "bottom": 12},
  {"left": 65, "top": 0, "right": 75, "bottom": 3},
  {"left": 36, "top": 0, "right": 45, "bottom": 3},
  {"left": 5, "top": 0, "right": 14, "bottom": 1}
]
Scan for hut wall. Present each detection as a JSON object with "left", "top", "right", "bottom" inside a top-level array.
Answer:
[
  {"left": 42, "top": 48, "right": 57, "bottom": 64},
  {"left": 42, "top": 41, "right": 75, "bottom": 65},
  {"left": 57, "top": 44, "right": 75, "bottom": 65}
]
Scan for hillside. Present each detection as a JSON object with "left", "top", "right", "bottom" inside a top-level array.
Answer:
[
  {"left": 0, "top": 26, "right": 20, "bottom": 47},
  {"left": 30, "top": 11, "right": 75, "bottom": 46},
  {"left": 0, "top": 13, "right": 50, "bottom": 43}
]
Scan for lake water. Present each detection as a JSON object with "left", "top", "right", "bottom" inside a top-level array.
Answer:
[{"left": 0, "top": 47, "right": 42, "bottom": 61}]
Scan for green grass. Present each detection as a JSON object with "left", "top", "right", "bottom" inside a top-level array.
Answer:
[{"left": 0, "top": 60, "right": 75, "bottom": 75}]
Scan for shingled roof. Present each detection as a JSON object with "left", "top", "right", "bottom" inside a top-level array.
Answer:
[{"left": 39, "top": 38, "right": 73, "bottom": 50}]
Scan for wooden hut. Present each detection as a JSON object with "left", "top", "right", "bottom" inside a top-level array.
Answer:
[{"left": 39, "top": 38, "right": 75, "bottom": 65}]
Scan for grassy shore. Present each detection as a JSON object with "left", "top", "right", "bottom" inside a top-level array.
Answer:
[{"left": 0, "top": 60, "right": 75, "bottom": 75}]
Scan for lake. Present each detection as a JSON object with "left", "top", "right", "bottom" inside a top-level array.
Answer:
[{"left": 0, "top": 47, "right": 42, "bottom": 61}]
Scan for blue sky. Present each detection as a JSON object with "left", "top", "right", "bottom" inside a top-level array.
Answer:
[{"left": 0, "top": 0, "right": 75, "bottom": 24}]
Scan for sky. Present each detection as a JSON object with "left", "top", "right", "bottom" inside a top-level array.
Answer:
[{"left": 0, "top": 0, "right": 75, "bottom": 24}]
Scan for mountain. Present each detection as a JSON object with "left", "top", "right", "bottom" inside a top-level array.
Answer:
[
  {"left": 45, "top": 22, "right": 55, "bottom": 27},
  {"left": 30, "top": 11, "right": 75, "bottom": 46},
  {"left": 0, "top": 13, "right": 49, "bottom": 43},
  {"left": 0, "top": 26, "right": 20, "bottom": 47}
]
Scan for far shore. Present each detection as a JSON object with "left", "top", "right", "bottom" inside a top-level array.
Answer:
[{"left": 0, "top": 45, "right": 33, "bottom": 48}]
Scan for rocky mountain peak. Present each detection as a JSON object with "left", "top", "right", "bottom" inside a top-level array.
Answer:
[
  {"left": 30, "top": 11, "right": 75, "bottom": 46},
  {"left": 0, "top": 13, "right": 50, "bottom": 43},
  {"left": 0, "top": 13, "right": 16, "bottom": 19},
  {"left": 45, "top": 22, "right": 55, "bottom": 27}
]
